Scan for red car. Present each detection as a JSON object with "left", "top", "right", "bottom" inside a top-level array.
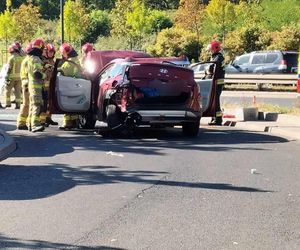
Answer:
[{"left": 49, "top": 51, "right": 217, "bottom": 136}]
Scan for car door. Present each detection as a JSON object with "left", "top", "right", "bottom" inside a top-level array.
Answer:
[
  {"left": 48, "top": 59, "right": 92, "bottom": 114},
  {"left": 193, "top": 62, "right": 218, "bottom": 117}
]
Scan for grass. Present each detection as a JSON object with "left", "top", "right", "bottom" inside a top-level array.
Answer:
[
  {"left": 223, "top": 101, "right": 300, "bottom": 116},
  {"left": 224, "top": 84, "right": 297, "bottom": 92}
]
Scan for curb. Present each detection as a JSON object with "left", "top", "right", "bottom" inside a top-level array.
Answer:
[{"left": 0, "top": 130, "right": 17, "bottom": 161}]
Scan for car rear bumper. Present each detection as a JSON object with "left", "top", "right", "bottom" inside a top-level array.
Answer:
[{"left": 127, "top": 110, "right": 201, "bottom": 124}]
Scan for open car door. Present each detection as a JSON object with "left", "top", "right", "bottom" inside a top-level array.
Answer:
[
  {"left": 191, "top": 62, "right": 217, "bottom": 117},
  {"left": 49, "top": 59, "right": 92, "bottom": 115}
]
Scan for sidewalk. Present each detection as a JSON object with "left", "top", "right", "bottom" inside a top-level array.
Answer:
[
  {"left": 0, "top": 129, "right": 16, "bottom": 161},
  {"left": 1, "top": 113, "right": 300, "bottom": 161}
]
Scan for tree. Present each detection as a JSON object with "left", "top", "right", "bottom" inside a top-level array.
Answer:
[
  {"left": 267, "top": 23, "right": 300, "bottom": 51},
  {"left": 147, "top": 27, "right": 199, "bottom": 61},
  {"left": 81, "top": 0, "right": 116, "bottom": 10},
  {"left": 261, "top": 0, "right": 300, "bottom": 31},
  {"left": 0, "top": 9, "right": 17, "bottom": 48},
  {"left": 63, "top": 0, "right": 88, "bottom": 45},
  {"left": 13, "top": 1, "right": 42, "bottom": 43},
  {"left": 148, "top": 10, "right": 173, "bottom": 33},
  {"left": 204, "top": 0, "right": 236, "bottom": 43},
  {"left": 110, "top": 0, "right": 132, "bottom": 38},
  {"left": 126, "top": 0, "right": 152, "bottom": 49},
  {"left": 175, "top": 0, "right": 204, "bottom": 59},
  {"left": 34, "top": 0, "right": 60, "bottom": 20},
  {"left": 82, "top": 10, "right": 111, "bottom": 44}
]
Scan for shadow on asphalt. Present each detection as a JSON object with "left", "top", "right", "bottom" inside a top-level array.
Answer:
[
  {"left": 0, "top": 233, "right": 125, "bottom": 249},
  {"left": 0, "top": 163, "right": 272, "bottom": 201},
  {"left": 4, "top": 126, "right": 290, "bottom": 158}
]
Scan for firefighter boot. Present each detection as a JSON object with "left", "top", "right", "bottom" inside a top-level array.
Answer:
[
  {"left": 46, "top": 117, "right": 58, "bottom": 126},
  {"left": 32, "top": 125, "right": 45, "bottom": 133}
]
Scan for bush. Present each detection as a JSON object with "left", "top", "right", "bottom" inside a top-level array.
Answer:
[{"left": 147, "top": 27, "right": 200, "bottom": 61}]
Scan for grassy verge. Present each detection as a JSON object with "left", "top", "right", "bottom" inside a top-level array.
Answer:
[
  {"left": 223, "top": 102, "right": 300, "bottom": 116},
  {"left": 224, "top": 84, "right": 297, "bottom": 92}
]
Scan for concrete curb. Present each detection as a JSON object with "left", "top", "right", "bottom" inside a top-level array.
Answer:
[{"left": 0, "top": 130, "right": 16, "bottom": 161}]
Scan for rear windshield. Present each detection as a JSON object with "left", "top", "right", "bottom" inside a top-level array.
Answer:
[{"left": 283, "top": 53, "right": 298, "bottom": 70}]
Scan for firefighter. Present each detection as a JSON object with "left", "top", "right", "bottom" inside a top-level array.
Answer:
[
  {"left": 16, "top": 43, "right": 33, "bottom": 130},
  {"left": 58, "top": 43, "right": 81, "bottom": 130},
  {"left": 27, "top": 38, "right": 47, "bottom": 132},
  {"left": 40, "top": 43, "right": 58, "bottom": 126},
  {"left": 5, "top": 43, "right": 23, "bottom": 109},
  {"left": 207, "top": 40, "right": 225, "bottom": 126},
  {"left": 80, "top": 43, "right": 94, "bottom": 68}
]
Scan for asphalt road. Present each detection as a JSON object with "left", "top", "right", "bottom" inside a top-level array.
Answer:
[{"left": 0, "top": 108, "right": 299, "bottom": 250}]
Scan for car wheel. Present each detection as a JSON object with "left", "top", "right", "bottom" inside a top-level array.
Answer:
[
  {"left": 78, "top": 113, "right": 96, "bottom": 129},
  {"left": 106, "top": 104, "right": 123, "bottom": 130},
  {"left": 182, "top": 121, "right": 200, "bottom": 137}
]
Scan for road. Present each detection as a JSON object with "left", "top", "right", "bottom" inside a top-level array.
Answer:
[{"left": 0, "top": 108, "right": 299, "bottom": 250}]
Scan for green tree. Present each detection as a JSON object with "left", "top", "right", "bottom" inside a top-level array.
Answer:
[
  {"left": 0, "top": 9, "right": 17, "bottom": 48},
  {"left": 13, "top": 2, "right": 42, "bottom": 43},
  {"left": 81, "top": 0, "right": 116, "bottom": 10},
  {"left": 82, "top": 10, "right": 111, "bottom": 44},
  {"left": 126, "top": 0, "right": 152, "bottom": 49},
  {"left": 144, "top": 0, "right": 180, "bottom": 9},
  {"left": 267, "top": 23, "right": 300, "bottom": 51},
  {"left": 63, "top": 0, "right": 88, "bottom": 44},
  {"left": 34, "top": 0, "right": 60, "bottom": 20},
  {"left": 148, "top": 10, "right": 173, "bottom": 33},
  {"left": 204, "top": 0, "right": 236, "bottom": 43},
  {"left": 175, "top": 0, "right": 204, "bottom": 59},
  {"left": 147, "top": 27, "right": 199, "bottom": 61},
  {"left": 261, "top": 0, "right": 300, "bottom": 31},
  {"left": 110, "top": 0, "right": 131, "bottom": 38}
]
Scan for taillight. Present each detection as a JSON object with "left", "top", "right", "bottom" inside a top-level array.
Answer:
[
  {"left": 278, "top": 59, "right": 287, "bottom": 71},
  {"left": 297, "top": 75, "right": 300, "bottom": 94}
]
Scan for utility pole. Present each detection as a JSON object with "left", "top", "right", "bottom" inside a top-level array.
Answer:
[{"left": 60, "top": 0, "right": 64, "bottom": 44}]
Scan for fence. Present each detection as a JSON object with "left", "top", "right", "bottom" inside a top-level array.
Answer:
[{"left": 194, "top": 72, "right": 298, "bottom": 87}]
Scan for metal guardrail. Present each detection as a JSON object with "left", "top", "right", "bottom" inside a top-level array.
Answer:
[{"left": 194, "top": 73, "right": 298, "bottom": 86}]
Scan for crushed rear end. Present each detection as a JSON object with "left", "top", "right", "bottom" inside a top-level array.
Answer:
[{"left": 112, "top": 63, "right": 201, "bottom": 135}]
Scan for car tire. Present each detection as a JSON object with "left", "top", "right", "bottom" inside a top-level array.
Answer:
[
  {"left": 78, "top": 113, "right": 96, "bottom": 129},
  {"left": 182, "top": 121, "right": 200, "bottom": 137},
  {"left": 106, "top": 104, "right": 123, "bottom": 130}
]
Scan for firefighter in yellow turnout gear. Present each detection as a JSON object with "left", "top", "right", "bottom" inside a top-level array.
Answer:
[
  {"left": 16, "top": 43, "right": 33, "bottom": 130},
  {"left": 5, "top": 43, "right": 23, "bottom": 109},
  {"left": 27, "top": 39, "right": 47, "bottom": 133},
  {"left": 40, "top": 43, "right": 58, "bottom": 126},
  {"left": 58, "top": 43, "right": 82, "bottom": 130}
]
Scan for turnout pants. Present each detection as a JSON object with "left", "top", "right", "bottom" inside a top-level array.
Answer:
[
  {"left": 16, "top": 80, "right": 30, "bottom": 127},
  {"left": 5, "top": 79, "right": 22, "bottom": 106}
]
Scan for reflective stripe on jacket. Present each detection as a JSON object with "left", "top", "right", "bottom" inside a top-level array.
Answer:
[
  {"left": 20, "top": 56, "right": 30, "bottom": 82},
  {"left": 28, "top": 55, "right": 46, "bottom": 89}
]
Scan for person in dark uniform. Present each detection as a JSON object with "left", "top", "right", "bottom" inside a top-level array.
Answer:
[{"left": 207, "top": 40, "right": 225, "bottom": 126}]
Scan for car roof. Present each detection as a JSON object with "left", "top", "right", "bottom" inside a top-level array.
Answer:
[{"left": 86, "top": 50, "right": 151, "bottom": 78}]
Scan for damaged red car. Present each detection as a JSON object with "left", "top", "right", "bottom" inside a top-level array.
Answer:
[{"left": 49, "top": 50, "right": 217, "bottom": 137}]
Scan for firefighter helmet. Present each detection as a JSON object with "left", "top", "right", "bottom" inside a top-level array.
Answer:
[
  {"left": 60, "top": 43, "right": 72, "bottom": 56},
  {"left": 13, "top": 41, "right": 22, "bottom": 51},
  {"left": 8, "top": 43, "right": 19, "bottom": 53},
  {"left": 46, "top": 43, "right": 56, "bottom": 53},
  {"left": 25, "top": 43, "right": 33, "bottom": 54},
  {"left": 208, "top": 40, "right": 221, "bottom": 53},
  {"left": 81, "top": 43, "right": 94, "bottom": 54},
  {"left": 32, "top": 38, "right": 45, "bottom": 49}
]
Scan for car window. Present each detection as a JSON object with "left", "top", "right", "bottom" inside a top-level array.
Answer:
[
  {"left": 252, "top": 54, "right": 265, "bottom": 64},
  {"left": 99, "top": 63, "right": 124, "bottom": 85},
  {"left": 235, "top": 55, "right": 250, "bottom": 65},
  {"left": 265, "top": 53, "right": 279, "bottom": 63}
]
